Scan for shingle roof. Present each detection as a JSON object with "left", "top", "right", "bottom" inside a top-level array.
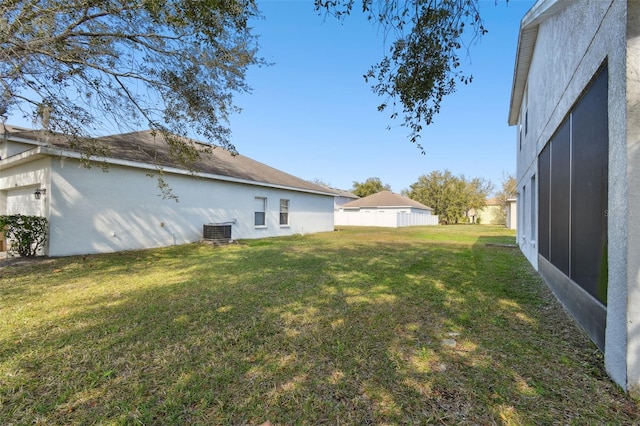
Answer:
[
  {"left": 322, "top": 186, "right": 359, "bottom": 199},
  {"left": 341, "top": 191, "right": 432, "bottom": 210},
  {"left": 3, "top": 125, "right": 334, "bottom": 195}
]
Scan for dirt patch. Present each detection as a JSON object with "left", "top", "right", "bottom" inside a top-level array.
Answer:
[{"left": 0, "top": 255, "right": 55, "bottom": 268}]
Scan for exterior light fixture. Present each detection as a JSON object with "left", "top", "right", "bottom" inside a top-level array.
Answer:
[{"left": 34, "top": 188, "right": 46, "bottom": 200}]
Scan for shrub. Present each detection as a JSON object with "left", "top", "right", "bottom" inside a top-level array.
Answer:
[{"left": 0, "top": 214, "right": 48, "bottom": 257}]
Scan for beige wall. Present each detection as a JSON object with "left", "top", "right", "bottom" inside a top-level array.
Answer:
[{"left": 476, "top": 204, "right": 504, "bottom": 225}]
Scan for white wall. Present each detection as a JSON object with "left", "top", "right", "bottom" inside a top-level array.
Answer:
[
  {"left": 335, "top": 208, "right": 438, "bottom": 227},
  {"left": 514, "top": 0, "right": 635, "bottom": 393},
  {"left": 623, "top": 0, "right": 640, "bottom": 396},
  {"left": 396, "top": 212, "right": 439, "bottom": 227},
  {"left": 46, "top": 158, "right": 334, "bottom": 256},
  {"left": 506, "top": 200, "right": 517, "bottom": 230},
  {"left": 0, "top": 140, "right": 39, "bottom": 159},
  {"left": 333, "top": 195, "right": 357, "bottom": 210},
  {"left": 516, "top": 0, "right": 623, "bottom": 269},
  {"left": 0, "top": 157, "right": 51, "bottom": 218}
]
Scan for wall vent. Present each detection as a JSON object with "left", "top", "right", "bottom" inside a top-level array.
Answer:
[{"left": 203, "top": 223, "right": 232, "bottom": 243}]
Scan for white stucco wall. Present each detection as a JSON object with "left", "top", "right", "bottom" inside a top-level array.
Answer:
[
  {"left": 506, "top": 199, "right": 517, "bottom": 230},
  {"left": 0, "top": 140, "right": 39, "bottom": 159},
  {"left": 44, "top": 158, "right": 334, "bottom": 256},
  {"left": 333, "top": 195, "right": 358, "bottom": 210},
  {"left": 476, "top": 204, "right": 503, "bottom": 225},
  {"left": 623, "top": 0, "right": 640, "bottom": 396},
  {"left": 0, "top": 157, "right": 51, "bottom": 217},
  {"left": 516, "top": 0, "right": 626, "bottom": 269},
  {"left": 514, "top": 0, "right": 639, "bottom": 393}
]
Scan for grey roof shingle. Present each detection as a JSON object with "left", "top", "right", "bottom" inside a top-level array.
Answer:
[
  {"left": 320, "top": 186, "right": 359, "bottom": 199},
  {"left": 3, "top": 125, "right": 334, "bottom": 195},
  {"left": 341, "top": 190, "right": 432, "bottom": 210}
]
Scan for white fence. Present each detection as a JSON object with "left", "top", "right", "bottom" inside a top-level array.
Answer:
[{"left": 335, "top": 211, "right": 439, "bottom": 228}]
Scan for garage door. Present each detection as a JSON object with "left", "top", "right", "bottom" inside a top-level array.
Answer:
[{"left": 6, "top": 187, "right": 43, "bottom": 217}]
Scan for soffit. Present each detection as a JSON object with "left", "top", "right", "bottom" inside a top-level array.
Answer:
[{"left": 508, "top": 0, "right": 582, "bottom": 125}]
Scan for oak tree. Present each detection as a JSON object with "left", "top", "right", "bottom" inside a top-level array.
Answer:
[
  {"left": 3, "top": 0, "right": 492, "bottom": 164},
  {"left": 404, "top": 170, "right": 492, "bottom": 223},
  {"left": 316, "top": 0, "right": 487, "bottom": 151},
  {"left": 352, "top": 177, "right": 392, "bottom": 197},
  {"left": 494, "top": 173, "right": 517, "bottom": 225},
  {"left": 1, "top": 0, "right": 265, "bottom": 157}
]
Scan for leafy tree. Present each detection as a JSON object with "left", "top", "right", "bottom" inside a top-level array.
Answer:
[
  {"left": 493, "top": 173, "right": 517, "bottom": 225},
  {"left": 1, "top": 0, "right": 265, "bottom": 157},
  {"left": 316, "top": 0, "right": 488, "bottom": 151},
  {"left": 404, "top": 170, "right": 492, "bottom": 223},
  {"left": 3, "top": 0, "right": 492, "bottom": 160},
  {"left": 0, "top": 214, "right": 48, "bottom": 257},
  {"left": 352, "top": 177, "right": 392, "bottom": 197},
  {"left": 465, "top": 176, "right": 494, "bottom": 218}
]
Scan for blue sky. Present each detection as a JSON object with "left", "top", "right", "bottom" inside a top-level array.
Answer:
[
  {"left": 6, "top": 0, "right": 535, "bottom": 194},
  {"left": 229, "top": 0, "right": 536, "bottom": 194}
]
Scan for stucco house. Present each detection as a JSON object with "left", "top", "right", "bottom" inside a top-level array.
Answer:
[
  {"left": 334, "top": 190, "right": 438, "bottom": 227},
  {"left": 320, "top": 186, "right": 359, "bottom": 211},
  {"left": 505, "top": 197, "right": 517, "bottom": 230},
  {"left": 0, "top": 125, "right": 336, "bottom": 256},
  {"left": 472, "top": 197, "right": 518, "bottom": 228},
  {"left": 473, "top": 197, "right": 503, "bottom": 225},
  {"left": 509, "top": 0, "right": 640, "bottom": 393}
]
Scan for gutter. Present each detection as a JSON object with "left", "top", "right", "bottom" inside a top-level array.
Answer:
[
  {"left": 1, "top": 145, "right": 337, "bottom": 197},
  {"left": 508, "top": 0, "right": 582, "bottom": 125}
]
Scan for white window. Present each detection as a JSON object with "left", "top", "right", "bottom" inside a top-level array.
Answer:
[
  {"left": 530, "top": 175, "right": 536, "bottom": 242},
  {"left": 255, "top": 197, "right": 266, "bottom": 227},
  {"left": 279, "top": 199, "right": 290, "bottom": 226},
  {"left": 519, "top": 126, "right": 523, "bottom": 151},
  {"left": 521, "top": 184, "right": 527, "bottom": 243}
]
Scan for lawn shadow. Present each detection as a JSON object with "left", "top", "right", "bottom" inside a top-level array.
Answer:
[{"left": 1, "top": 231, "right": 637, "bottom": 424}]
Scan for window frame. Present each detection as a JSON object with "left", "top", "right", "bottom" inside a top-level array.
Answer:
[
  {"left": 530, "top": 175, "right": 536, "bottom": 243},
  {"left": 254, "top": 196, "right": 267, "bottom": 227},
  {"left": 279, "top": 198, "right": 290, "bottom": 226}
]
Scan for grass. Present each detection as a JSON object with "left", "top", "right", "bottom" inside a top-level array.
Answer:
[{"left": 0, "top": 225, "right": 637, "bottom": 425}]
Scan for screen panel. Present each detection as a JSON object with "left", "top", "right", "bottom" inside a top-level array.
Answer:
[
  {"left": 538, "top": 143, "right": 551, "bottom": 260},
  {"left": 570, "top": 66, "right": 609, "bottom": 304},
  {"left": 549, "top": 119, "right": 571, "bottom": 276}
]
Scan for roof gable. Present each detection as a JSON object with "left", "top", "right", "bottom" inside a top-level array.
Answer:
[{"left": 341, "top": 191, "right": 432, "bottom": 210}]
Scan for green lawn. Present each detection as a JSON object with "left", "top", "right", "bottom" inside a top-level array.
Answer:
[{"left": 0, "top": 226, "right": 637, "bottom": 425}]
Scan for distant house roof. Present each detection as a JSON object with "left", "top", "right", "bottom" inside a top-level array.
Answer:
[
  {"left": 2, "top": 125, "right": 334, "bottom": 195},
  {"left": 323, "top": 186, "right": 359, "bottom": 199},
  {"left": 486, "top": 197, "right": 501, "bottom": 206},
  {"left": 341, "top": 191, "right": 432, "bottom": 210}
]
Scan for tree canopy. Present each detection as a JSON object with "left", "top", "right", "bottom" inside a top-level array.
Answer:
[
  {"left": 403, "top": 170, "right": 492, "bottom": 223},
  {"left": 352, "top": 177, "right": 392, "bottom": 198},
  {"left": 2, "top": 0, "right": 490, "bottom": 160},
  {"left": 493, "top": 173, "right": 517, "bottom": 225},
  {"left": 316, "top": 0, "right": 487, "bottom": 151},
  {"left": 1, "top": 0, "right": 264, "bottom": 156}
]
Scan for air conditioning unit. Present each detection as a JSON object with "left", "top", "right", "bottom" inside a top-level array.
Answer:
[{"left": 203, "top": 222, "right": 232, "bottom": 243}]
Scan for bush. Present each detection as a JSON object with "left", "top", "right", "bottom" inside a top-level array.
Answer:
[{"left": 0, "top": 214, "right": 48, "bottom": 257}]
